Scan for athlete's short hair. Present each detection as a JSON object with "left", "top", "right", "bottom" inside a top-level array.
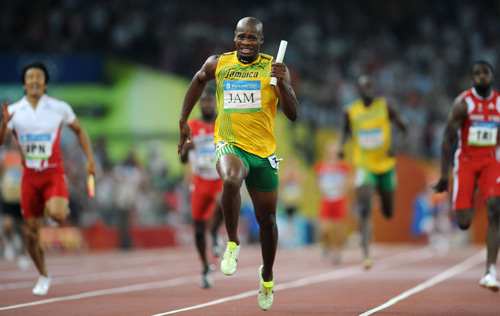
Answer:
[
  {"left": 21, "top": 62, "right": 50, "bottom": 84},
  {"left": 471, "top": 60, "right": 494, "bottom": 76}
]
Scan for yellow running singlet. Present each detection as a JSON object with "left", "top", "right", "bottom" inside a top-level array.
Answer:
[
  {"left": 214, "top": 51, "right": 278, "bottom": 158},
  {"left": 348, "top": 97, "right": 395, "bottom": 174}
]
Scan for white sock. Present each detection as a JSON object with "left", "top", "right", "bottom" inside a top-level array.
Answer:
[{"left": 488, "top": 264, "right": 496, "bottom": 277}]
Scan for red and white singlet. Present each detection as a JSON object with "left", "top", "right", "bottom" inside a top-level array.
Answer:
[
  {"left": 8, "top": 94, "right": 76, "bottom": 172},
  {"left": 453, "top": 88, "right": 500, "bottom": 209},
  {"left": 188, "top": 119, "right": 219, "bottom": 180},
  {"left": 456, "top": 88, "right": 500, "bottom": 159},
  {"left": 188, "top": 119, "right": 222, "bottom": 221},
  {"left": 314, "top": 161, "right": 350, "bottom": 220}
]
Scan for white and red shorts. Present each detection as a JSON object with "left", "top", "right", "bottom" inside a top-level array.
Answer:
[
  {"left": 453, "top": 154, "right": 500, "bottom": 210},
  {"left": 21, "top": 167, "right": 68, "bottom": 218},
  {"left": 190, "top": 175, "right": 223, "bottom": 221}
]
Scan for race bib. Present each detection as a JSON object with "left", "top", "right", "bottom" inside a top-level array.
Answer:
[
  {"left": 19, "top": 134, "right": 53, "bottom": 159},
  {"left": 318, "top": 173, "right": 346, "bottom": 200},
  {"left": 468, "top": 121, "right": 498, "bottom": 146},
  {"left": 358, "top": 128, "right": 384, "bottom": 150},
  {"left": 268, "top": 154, "right": 282, "bottom": 169},
  {"left": 215, "top": 141, "right": 227, "bottom": 150},
  {"left": 195, "top": 144, "right": 217, "bottom": 170},
  {"left": 223, "top": 80, "right": 262, "bottom": 113}
]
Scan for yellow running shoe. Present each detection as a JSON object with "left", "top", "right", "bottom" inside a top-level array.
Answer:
[
  {"left": 363, "top": 257, "right": 373, "bottom": 270},
  {"left": 258, "top": 265, "right": 274, "bottom": 311},
  {"left": 221, "top": 241, "right": 240, "bottom": 275}
]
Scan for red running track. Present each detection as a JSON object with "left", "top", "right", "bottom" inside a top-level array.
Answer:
[{"left": 0, "top": 243, "right": 499, "bottom": 315}]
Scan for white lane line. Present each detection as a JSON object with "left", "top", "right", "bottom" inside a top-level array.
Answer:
[
  {"left": 0, "top": 246, "right": 438, "bottom": 313},
  {"left": 150, "top": 247, "right": 435, "bottom": 316},
  {"left": 0, "top": 251, "right": 196, "bottom": 280},
  {"left": 359, "top": 249, "right": 486, "bottom": 316},
  {"left": 0, "top": 250, "right": 201, "bottom": 290},
  {"left": 0, "top": 264, "right": 176, "bottom": 291},
  {"left": 0, "top": 275, "right": 199, "bottom": 311},
  {"left": 0, "top": 264, "right": 260, "bottom": 311}
]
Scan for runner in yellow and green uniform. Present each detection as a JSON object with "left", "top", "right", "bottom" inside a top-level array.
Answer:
[
  {"left": 178, "top": 17, "right": 299, "bottom": 311},
  {"left": 339, "top": 75, "right": 408, "bottom": 269}
]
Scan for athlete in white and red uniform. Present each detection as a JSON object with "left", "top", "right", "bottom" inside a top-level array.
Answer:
[
  {"left": 453, "top": 87, "right": 500, "bottom": 209},
  {"left": 0, "top": 62, "right": 97, "bottom": 296},
  {"left": 435, "top": 61, "right": 500, "bottom": 292},
  {"left": 314, "top": 141, "right": 351, "bottom": 265},
  {"left": 180, "top": 87, "right": 223, "bottom": 289}
]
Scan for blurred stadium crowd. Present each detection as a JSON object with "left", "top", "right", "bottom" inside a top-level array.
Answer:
[
  {"left": 1, "top": 0, "right": 499, "bottom": 248},
  {"left": 59, "top": 131, "right": 182, "bottom": 230},
  {"left": 3, "top": 0, "right": 500, "bottom": 158}
]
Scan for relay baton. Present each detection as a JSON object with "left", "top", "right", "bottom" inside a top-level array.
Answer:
[
  {"left": 270, "top": 40, "right": 288, "bottom": 86},
  {"left": 87, "top": 174, "right": 95, "bottom": 198}
]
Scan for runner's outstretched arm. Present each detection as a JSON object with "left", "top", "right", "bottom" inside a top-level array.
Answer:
[
  {"left": 272, "top": 63, "right": 298, "bottom": 121},
  {"left": 68, "top": 118, "right": 97, "bottom": 176},
  {"left": 434, "top": 96, "right": 467, "bottom": 192},
  {"left": 0, "top": 103, "right": 13, "bottom": 145},
  {"left": 387, "top": 102, "right": 409, "bottom": 155},
  {"left": 338, "top": 109, "right": 351, "bottom": 159},
  {"left": 178, "top": 56, "right": 219, "bottom": 155}
]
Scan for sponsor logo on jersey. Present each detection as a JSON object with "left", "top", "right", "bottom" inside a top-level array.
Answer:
[{"left": 224, "top": 71, "right": 259, "bottom": 79}]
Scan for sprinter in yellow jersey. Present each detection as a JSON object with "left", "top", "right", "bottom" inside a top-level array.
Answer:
[
  {"left": 178, "top": 17, "right": 299, "bottom": 311},
  {"left": 339, "top": 75, "right": 407, "bottom": 269}
]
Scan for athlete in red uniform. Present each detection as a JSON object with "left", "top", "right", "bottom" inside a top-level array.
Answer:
[
  {"left": 434, "top": 61, "right": 500, "bottom": 292},
  {"left": 180, "top": 87, "right": 223, "bottom": 288},
  {"left": 314, "top": 141, "right": 351, "bottom": 264},
  {"left": 0, "top": 62, "right": 97, "bottom": 296}
]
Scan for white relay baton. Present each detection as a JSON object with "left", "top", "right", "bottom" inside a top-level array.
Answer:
[{"left": 270, "top": 40, "right": 288, "bottom": 86}]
